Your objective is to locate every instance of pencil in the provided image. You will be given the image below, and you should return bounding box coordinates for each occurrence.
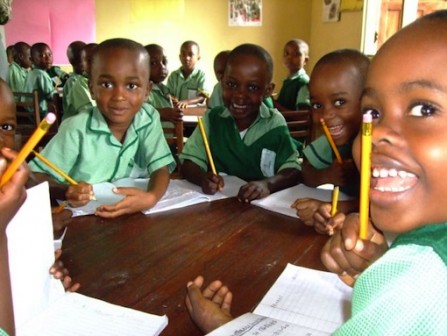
[359,113,373,239]
[0,113,56,188]
[32,150,78,185]
[320,118,343,164]
[197,117,217,175]
[197,88,210,100]
[331,186,339,217]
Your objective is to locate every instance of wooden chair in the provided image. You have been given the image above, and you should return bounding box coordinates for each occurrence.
[163,120,184,178]
[281,107,315,145]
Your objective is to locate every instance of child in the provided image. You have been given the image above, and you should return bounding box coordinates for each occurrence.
[62,43,97,122]
[62,40,86,113]
[29,38,176,219]
[208,50,230,109]
[6,44,14,64]
[274,39,310,111]
[186,11,447,334]
[291,49,370,234]
[179,43,300,202]
[167,40,210,108]
[7,42,32,92]
[22,42,58,117]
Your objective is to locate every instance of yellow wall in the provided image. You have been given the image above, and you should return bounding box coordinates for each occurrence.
[94,0,362,89]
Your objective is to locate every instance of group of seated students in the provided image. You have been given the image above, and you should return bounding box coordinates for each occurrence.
[1,9,447,335]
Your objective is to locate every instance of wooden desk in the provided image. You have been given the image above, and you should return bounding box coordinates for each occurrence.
[183,106,207,127]
[61,198,328,336]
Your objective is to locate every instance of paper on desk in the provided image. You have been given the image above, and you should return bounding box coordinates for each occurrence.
[7,183,168,335]
[251,184,352,218]
[207,264,352,336]
[65,176,246,216]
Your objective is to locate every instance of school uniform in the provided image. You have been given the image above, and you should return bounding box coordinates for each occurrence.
[22,67,56,116]
[179,104,300,181]
[29,103,176,183]
[336,223,447,335]
[146,83,175,138]
[276,68,310,110]
[167,67,209,101]
[7,61,28,92]
[62,72,83,113]
[63,75,95,122]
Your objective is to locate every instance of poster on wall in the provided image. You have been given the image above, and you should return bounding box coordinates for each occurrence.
[228,0,262,27]
[322,0,341,22]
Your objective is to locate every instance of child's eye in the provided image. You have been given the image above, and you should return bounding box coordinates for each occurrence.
[101,82,113,89]
[0,123,15,132]
[127,83,138,90]
[409,103,437,117]
[362,108,380,120]
[311,103,321,110]
[248,84,260,92]
[334,99,345,107]
[225,81,237,89]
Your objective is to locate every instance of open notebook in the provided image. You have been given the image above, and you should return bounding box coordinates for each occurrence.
[207,263,353,336]
[251,184,353,218]
[64,175,246,217]
[7,183,168,336]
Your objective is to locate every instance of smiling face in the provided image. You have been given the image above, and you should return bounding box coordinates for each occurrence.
[0,81,17,150]
[282,40,308,75]
[222,53,273,130]
[352,18,447,233]
[89,47,151,134]
[310,61,363,146]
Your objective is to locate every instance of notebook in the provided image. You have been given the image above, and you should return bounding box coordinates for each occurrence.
[64,175,247,217]
[207,263,352,336]
[251,184,352,218]
[7,182,168,336]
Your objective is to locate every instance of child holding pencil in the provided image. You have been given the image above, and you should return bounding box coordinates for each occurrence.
[291,49,370,234]
[179,43,301,202]
[29,38,176,219]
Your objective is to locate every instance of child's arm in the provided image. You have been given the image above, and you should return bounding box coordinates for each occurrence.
[320,213,388,286]
[238,168,300,203]
[95,166,171,218]
[157,107,184,122]
[301,158,357,187]
[182,159,224,195]
[174,96,206,109]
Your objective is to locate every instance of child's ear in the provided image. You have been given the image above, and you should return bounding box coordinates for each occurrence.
[264,82,275,98]
[304,56,309,65]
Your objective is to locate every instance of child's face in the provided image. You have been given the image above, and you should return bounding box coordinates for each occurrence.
[31,45,53,70]
[310,62,362,146]
[149,48,169,84]
[352,21,447,233]
[214,57,227,82]
[0,84,17,151]
[179,44,200,73]
[222,54,273,129]
[283,42,307,74]
[89,48,151,130]
[17,47,32,69]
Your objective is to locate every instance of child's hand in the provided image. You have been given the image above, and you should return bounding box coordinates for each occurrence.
[201,173,224,195]
[51,206,73,238]
[65,182,94,207]
[95,186,157,218]
[0,148,29,228]
[50,249,80,292]
[313,203,345,235]
[320,213,388,286]
[290,198,323,227]
[237,181,270,202]
[159,107,184,122]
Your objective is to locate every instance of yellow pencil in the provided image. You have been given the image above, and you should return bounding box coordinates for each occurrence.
[320,118,343,164]
[359,113,373,239]
[197,88,210,100]
[0,113,56,188]
[32,150,78,185]
[197,117,217,175]
[331,186,339,217]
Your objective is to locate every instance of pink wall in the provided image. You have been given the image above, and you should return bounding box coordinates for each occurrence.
[5,0,95,65]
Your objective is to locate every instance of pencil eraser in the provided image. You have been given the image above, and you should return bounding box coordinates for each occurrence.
[45,113,57,124]
[363,113,372,123]
[320,118,324,122]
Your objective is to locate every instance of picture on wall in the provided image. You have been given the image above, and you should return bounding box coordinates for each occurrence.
[228,0,262,26]
[322,0,341,22]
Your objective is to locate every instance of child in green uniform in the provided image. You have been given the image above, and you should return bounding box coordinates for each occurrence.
[29,38,176,219]
[185,11,447,335]
[7,42,32,92]
[291,49,370,234]
[22,42,57,116]
[179,43,300,202]
[274,39,310,111]
[62,40,86,113]
[167,40,210,108]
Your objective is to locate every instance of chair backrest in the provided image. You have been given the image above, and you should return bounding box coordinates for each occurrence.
[163,120,184,178]
[281,107,314,144]
[13,90,41,127]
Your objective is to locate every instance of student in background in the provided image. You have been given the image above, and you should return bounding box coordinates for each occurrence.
[6,45,14,64]
[274,39,310,111]
[6,42,32,92]
[29,38,176,219]
[291,49,370,234]
[62,43,97,122]
[207,50,230,109]
[22,42,58,117]
[167,40,210,108]
[62,40,86,113]
[179,43,300,202]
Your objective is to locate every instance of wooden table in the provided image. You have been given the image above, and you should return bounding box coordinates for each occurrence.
[61,197,328,336]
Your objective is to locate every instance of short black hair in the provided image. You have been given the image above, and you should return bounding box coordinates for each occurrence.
[30,42,51,56]
[227,43,274,82]
[92,38,149,70]
[180,40,200,52]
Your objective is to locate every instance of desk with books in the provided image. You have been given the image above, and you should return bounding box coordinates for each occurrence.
[61,197,329,336]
